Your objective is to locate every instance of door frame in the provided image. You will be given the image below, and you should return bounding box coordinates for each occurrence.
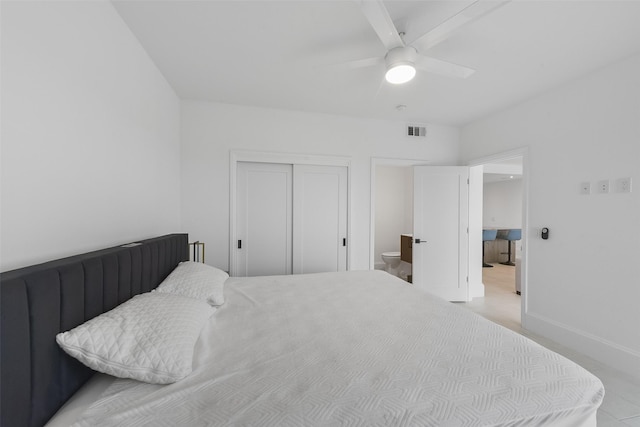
[467,147,529,329]
[230,150,352,277]
[369,157,431,270]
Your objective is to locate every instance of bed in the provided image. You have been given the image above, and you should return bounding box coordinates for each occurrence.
[1,234,604,426]
[1,234,189,427]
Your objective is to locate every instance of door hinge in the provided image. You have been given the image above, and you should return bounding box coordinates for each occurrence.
[467,178,469,185]
[466,276,469,282]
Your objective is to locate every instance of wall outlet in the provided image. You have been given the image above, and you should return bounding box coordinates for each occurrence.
[616,177,632,193]
[580,182,591,195]
[597,179,610,194]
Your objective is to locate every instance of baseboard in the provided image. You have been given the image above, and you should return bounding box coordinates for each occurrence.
[525,312,640,380]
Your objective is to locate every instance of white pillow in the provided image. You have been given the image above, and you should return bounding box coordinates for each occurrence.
[56,292,214,384]
[155,261,228,306]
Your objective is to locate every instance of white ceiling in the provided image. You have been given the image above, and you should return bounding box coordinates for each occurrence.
[112,0,640,126]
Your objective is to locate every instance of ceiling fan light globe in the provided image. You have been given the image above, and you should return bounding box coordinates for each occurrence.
[385,64,416,84]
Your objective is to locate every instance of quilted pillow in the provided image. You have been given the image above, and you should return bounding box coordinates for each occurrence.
[154,261,228,306]
[56,292,214,384]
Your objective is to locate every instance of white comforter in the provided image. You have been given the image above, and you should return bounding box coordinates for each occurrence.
[73,270,604,426]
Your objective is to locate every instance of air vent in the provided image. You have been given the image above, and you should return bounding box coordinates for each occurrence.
[407,125,427,137]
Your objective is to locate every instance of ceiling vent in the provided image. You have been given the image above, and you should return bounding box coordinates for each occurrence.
[407,125,427,137]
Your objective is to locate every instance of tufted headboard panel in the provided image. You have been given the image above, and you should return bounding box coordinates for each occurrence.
[0,234,188,427]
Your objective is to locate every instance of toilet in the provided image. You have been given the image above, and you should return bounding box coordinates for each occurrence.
[381,251,401,276]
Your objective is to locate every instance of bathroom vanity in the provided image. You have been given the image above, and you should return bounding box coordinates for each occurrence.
[401,234,412,263]
[401,234,413,283]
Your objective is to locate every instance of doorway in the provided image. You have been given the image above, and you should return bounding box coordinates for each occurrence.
[468,149,528,331]
[370,158,430,279]
[373,164,414,279]
[371,159,471,301]
[370,150,528,327]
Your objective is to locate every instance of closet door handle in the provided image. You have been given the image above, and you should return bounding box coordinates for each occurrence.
[342,238,346,247]
[237,240,242,249]
[414,238,426,244]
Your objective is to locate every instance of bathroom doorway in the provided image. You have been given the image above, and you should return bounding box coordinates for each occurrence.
[370,158,429,281]
[373,164,413,280]
[370,152,527,315]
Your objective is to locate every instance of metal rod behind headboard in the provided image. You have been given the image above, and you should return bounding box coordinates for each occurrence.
[189,241,205,263]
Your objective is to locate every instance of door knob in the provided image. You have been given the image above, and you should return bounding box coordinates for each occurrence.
[414,238,425,244]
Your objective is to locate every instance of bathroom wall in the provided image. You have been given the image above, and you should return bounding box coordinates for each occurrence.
[374,165,413,270]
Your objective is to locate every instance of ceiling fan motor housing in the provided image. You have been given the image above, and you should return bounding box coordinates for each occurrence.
[384,46,418,84]
[385,46,418,69]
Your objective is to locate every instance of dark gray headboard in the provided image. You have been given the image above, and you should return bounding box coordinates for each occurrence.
[0,233,189,427]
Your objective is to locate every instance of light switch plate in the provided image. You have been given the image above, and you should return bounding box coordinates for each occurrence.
[616,177,632,193]
[580,182,591,195]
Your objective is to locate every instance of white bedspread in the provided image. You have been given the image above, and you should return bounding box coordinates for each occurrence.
[73,270,604,426]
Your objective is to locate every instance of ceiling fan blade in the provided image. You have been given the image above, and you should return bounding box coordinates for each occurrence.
[410,0,510,52]
[360,0,404,51]
[343,56,385,69]
[325,57,384,71]
[415,55,475,79]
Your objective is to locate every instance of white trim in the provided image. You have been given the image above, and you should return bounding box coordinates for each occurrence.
[526,311,640,381]
[369,157,432,270]
[231,150,351,167]
[467,147,529,328]
[467,148,528,167]
[468,165,485,299]
[229,150,352,276]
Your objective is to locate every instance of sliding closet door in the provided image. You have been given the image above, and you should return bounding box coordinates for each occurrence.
[293,165,348,274]
[236,162,293,277]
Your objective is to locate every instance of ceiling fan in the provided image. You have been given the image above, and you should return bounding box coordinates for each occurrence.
[354,0,510,84]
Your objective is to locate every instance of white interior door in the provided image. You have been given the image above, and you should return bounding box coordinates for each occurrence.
[413,166,469,301]
[236,162,292,277]
[293,165,348,274]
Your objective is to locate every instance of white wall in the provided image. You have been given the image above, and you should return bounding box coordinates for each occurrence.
[1,1,181,271]
[181,100,459,271]
[460,53,640,375]
[483,179,522,229]
[374,165,413,268]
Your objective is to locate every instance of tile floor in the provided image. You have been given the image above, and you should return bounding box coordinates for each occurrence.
[458,263,640,426]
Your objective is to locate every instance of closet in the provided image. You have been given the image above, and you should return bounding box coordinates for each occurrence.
[234,161,348,277]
